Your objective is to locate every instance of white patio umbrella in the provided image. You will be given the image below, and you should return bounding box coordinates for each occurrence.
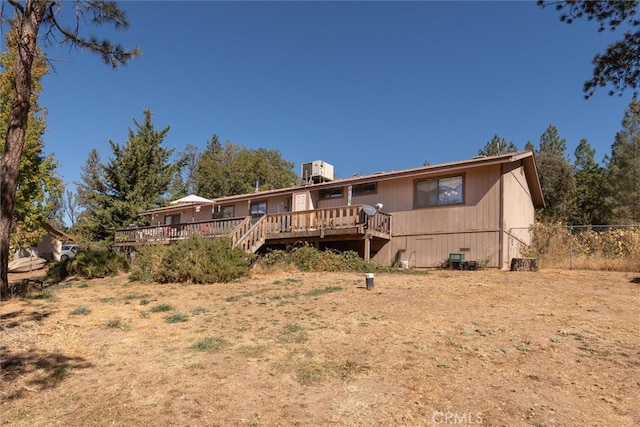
[169,194,215,205]
[169,194,215,223]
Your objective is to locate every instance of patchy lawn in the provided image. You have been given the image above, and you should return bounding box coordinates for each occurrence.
[2,268,639,426]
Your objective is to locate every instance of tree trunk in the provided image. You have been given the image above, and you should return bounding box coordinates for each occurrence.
[0,2,45,299]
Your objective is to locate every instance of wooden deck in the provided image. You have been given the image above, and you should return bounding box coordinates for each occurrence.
[114,217,247,247]
[115,205,391,254]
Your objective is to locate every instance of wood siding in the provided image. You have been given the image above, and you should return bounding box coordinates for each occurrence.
[372,166,502,267]
[149,205,213,226]
[124,153,541,268]
[502,162,536,267]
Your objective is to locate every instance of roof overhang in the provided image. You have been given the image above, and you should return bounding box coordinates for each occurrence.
[140,151,545,214]
[213,151,545,208]
[42,222,75,242]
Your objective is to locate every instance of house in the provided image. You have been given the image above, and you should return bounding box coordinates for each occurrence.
[115,151,544,269]
[12,223,75,262]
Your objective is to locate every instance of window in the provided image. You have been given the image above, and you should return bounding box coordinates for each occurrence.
[319,187,343,199]
[415,175,464,207]
[250,201,267,219]
[352,182,377,196]
[213,205,234,219]
[164,214,180,225]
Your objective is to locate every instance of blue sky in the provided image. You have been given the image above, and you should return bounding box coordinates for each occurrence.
[36,1,635,191]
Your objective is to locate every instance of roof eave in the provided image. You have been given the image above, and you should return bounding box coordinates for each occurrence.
[214,151,541,204]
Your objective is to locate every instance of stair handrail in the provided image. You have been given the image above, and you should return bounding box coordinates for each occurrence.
[233,215,267,253]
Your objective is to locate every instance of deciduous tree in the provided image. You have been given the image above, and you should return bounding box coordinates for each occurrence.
[62,188,79,228]
[0,26,61,252]
[0,0,137,298]
[193,136,298,199]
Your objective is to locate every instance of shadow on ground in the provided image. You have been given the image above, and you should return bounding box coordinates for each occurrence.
[0,308,54,329]
[1,346,93,400]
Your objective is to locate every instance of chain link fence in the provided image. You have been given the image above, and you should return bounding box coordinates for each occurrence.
[508,224,640,271]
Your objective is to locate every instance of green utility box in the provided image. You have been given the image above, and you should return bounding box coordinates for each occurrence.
[449,253,465,262]
[449,253,465,270]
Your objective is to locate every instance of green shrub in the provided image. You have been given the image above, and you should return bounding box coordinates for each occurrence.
[48,248,129,280]
[258,247,394,273]
[128,245,165,283]
[46,258,72,281]
[130,235,252,284]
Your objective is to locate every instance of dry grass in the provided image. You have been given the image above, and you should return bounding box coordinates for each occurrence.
[2,269,640,426]
[528,226,640,271]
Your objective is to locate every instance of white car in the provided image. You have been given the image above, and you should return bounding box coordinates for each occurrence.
[60,244,80,261]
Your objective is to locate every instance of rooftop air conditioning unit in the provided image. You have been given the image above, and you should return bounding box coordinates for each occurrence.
[301,160,334,184]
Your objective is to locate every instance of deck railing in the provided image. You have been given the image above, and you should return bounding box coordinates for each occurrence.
[228,217,252,247]
[114,205,391,248]
[234,216,267,253]
[114,217,247,245]
[264,205,373,234]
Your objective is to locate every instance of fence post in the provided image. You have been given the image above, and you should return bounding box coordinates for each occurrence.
[569,226,573,270]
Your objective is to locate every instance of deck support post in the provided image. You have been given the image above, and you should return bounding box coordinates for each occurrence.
[364,235,371,263]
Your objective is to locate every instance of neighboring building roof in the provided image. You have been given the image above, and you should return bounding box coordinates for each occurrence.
[42,222,75,242]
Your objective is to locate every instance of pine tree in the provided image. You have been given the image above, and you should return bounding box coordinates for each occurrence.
[76,110,179,242]
[573,139,608,224]
[539,1,640,98]
[524,141,535,152]
[605,98,640,224]
[535,125,577,223]
[478,134,518,156]
[167,144,200,200]
[75,149,110,241]
[539,125,568,159]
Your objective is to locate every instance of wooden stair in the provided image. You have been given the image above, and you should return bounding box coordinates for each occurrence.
[232,215,266,254]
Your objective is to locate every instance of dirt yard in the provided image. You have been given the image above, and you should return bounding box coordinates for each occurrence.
[1,268,639,426]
